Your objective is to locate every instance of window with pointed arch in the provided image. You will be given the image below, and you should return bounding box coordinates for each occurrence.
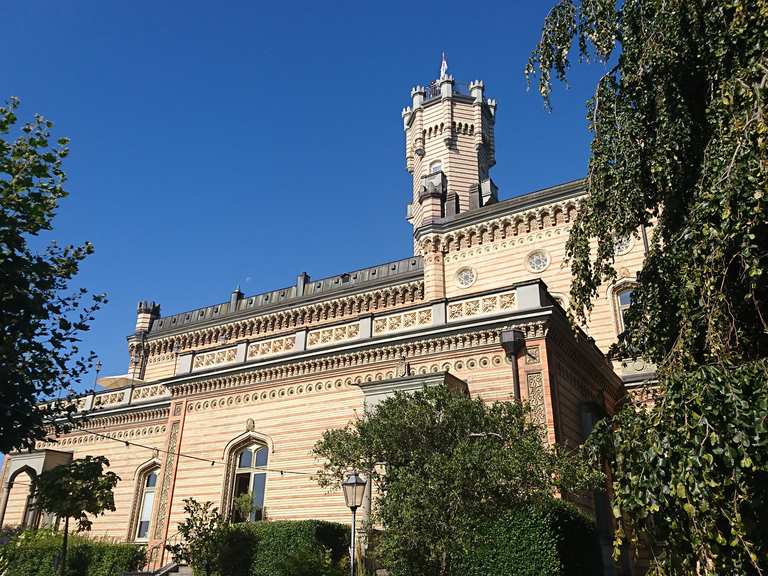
[616,287,635,333]
[134,468,159,540]
[429,160,442,174]
[231,444,268,521]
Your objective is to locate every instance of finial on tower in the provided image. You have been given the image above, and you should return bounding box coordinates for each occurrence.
[440,51,448,79]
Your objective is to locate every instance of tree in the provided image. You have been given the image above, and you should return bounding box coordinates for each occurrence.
[527,1,768,573]
[31,455,120,576]
[314,386,600,576]
[166,498,226,576]
[0,96,105,454]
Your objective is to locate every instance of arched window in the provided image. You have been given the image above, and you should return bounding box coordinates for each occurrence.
[429,160,442,174]
[4,467,37,529]
[616,288,634,332]
[231,445,268,521]
[132,466,159,541]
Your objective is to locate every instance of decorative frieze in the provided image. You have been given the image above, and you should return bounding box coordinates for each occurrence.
[154,421,179,539]
[191,346,238,371]
[307,322,360,348]
[140,280,425,362]
[373,307,433,336]
[132,384,169,402]
[447,290,516,322]
[170,326,507,398]
[183,352,508,414]
[526,372,546,427]
[417,197,581,256]
[93,391,126,408]
[247,334,296,360]
[35,424,167,449]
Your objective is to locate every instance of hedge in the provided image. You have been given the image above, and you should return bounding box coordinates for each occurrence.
[0,529,145,576]
[451,498,603,576]
[216,520,349,576]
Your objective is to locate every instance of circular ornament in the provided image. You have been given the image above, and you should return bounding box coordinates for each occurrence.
[526,249,550,273]
[614,236,634,256]
[456,267,477,288]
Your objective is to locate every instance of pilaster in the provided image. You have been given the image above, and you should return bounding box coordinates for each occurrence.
[421,242,446,301]
[147,399,187,563]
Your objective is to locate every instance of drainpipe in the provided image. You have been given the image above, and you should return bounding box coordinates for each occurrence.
[500,329,525,401]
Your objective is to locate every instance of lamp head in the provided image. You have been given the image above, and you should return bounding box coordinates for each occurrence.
[342,471,367,511]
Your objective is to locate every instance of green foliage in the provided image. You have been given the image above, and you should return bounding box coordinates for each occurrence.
[166,499,225,576]
[231,492,253,522]
[216,520,349,576]
[528,1,768,573]
[32,456,120,576]
[168,498,349,576]
[278,547,346,576]
[0,529,145,576]
[527,0,768,368]
[32,456,119,533]
[215,523,259,576]
[314,385,600,576]
[0,96,105,454]
[452,498,601,576]
[588,361,768,574]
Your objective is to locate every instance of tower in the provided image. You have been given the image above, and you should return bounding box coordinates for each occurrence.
[402,57,498,233]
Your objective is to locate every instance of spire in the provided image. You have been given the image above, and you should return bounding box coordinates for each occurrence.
[440,51,448,79]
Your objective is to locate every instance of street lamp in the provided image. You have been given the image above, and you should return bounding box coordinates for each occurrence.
[342,471,367,576]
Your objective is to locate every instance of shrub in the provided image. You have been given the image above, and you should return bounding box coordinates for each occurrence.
[0,529,145,576]
[452,498,602,576]
[216,520,349,576]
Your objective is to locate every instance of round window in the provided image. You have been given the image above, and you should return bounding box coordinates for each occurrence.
[456,267,477,288]
[614,236,634,256]
[526,250,550,273]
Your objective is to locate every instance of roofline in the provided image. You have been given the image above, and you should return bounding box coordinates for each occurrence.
[414,178,585,240]
[132,256,425,341]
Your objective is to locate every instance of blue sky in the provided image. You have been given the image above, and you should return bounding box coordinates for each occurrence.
[2,1,607,389]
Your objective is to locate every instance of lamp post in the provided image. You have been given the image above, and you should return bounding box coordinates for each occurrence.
[342,471,367,576]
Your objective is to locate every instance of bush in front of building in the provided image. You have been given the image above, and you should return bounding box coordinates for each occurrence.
[216,520,349,576]
[451,498,602,576]
[0,529,145,576]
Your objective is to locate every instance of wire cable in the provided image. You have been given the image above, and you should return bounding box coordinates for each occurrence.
[2,400,317,478]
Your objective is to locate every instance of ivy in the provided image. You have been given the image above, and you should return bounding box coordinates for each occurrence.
[527,0,767,367]
[528,2,768,572]
[587,361,768,573]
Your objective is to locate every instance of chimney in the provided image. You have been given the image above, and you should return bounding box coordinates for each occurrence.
[230,287,243,313]
[135,301,160,334]
[297,272,310,296]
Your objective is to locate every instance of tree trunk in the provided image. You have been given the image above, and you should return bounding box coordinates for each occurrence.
[60,516,69,576]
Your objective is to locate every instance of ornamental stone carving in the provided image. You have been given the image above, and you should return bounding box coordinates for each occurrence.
[447,290,516,321]
[373,307,432,336]
[247,335,296,360]
[154,421,179,539]
[526,372,546,427]
[306,322,360,348]
[192,346,238,371]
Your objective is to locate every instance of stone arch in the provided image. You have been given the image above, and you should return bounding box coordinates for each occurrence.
[220,431,273,520]
[126,457,161,541]
[2,465,37,529]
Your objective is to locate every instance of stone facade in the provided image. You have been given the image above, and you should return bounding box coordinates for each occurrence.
[1,65,646,572]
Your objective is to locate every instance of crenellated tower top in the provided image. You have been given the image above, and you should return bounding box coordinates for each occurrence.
[402,57,498,235]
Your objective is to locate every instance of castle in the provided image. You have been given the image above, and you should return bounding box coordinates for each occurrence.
[1,62,650,570]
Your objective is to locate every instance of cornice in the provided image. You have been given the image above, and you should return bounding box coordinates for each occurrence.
[138,257,424,340]
[131,279,426,358]
[166,314,552,399]
[414,179,585,241]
